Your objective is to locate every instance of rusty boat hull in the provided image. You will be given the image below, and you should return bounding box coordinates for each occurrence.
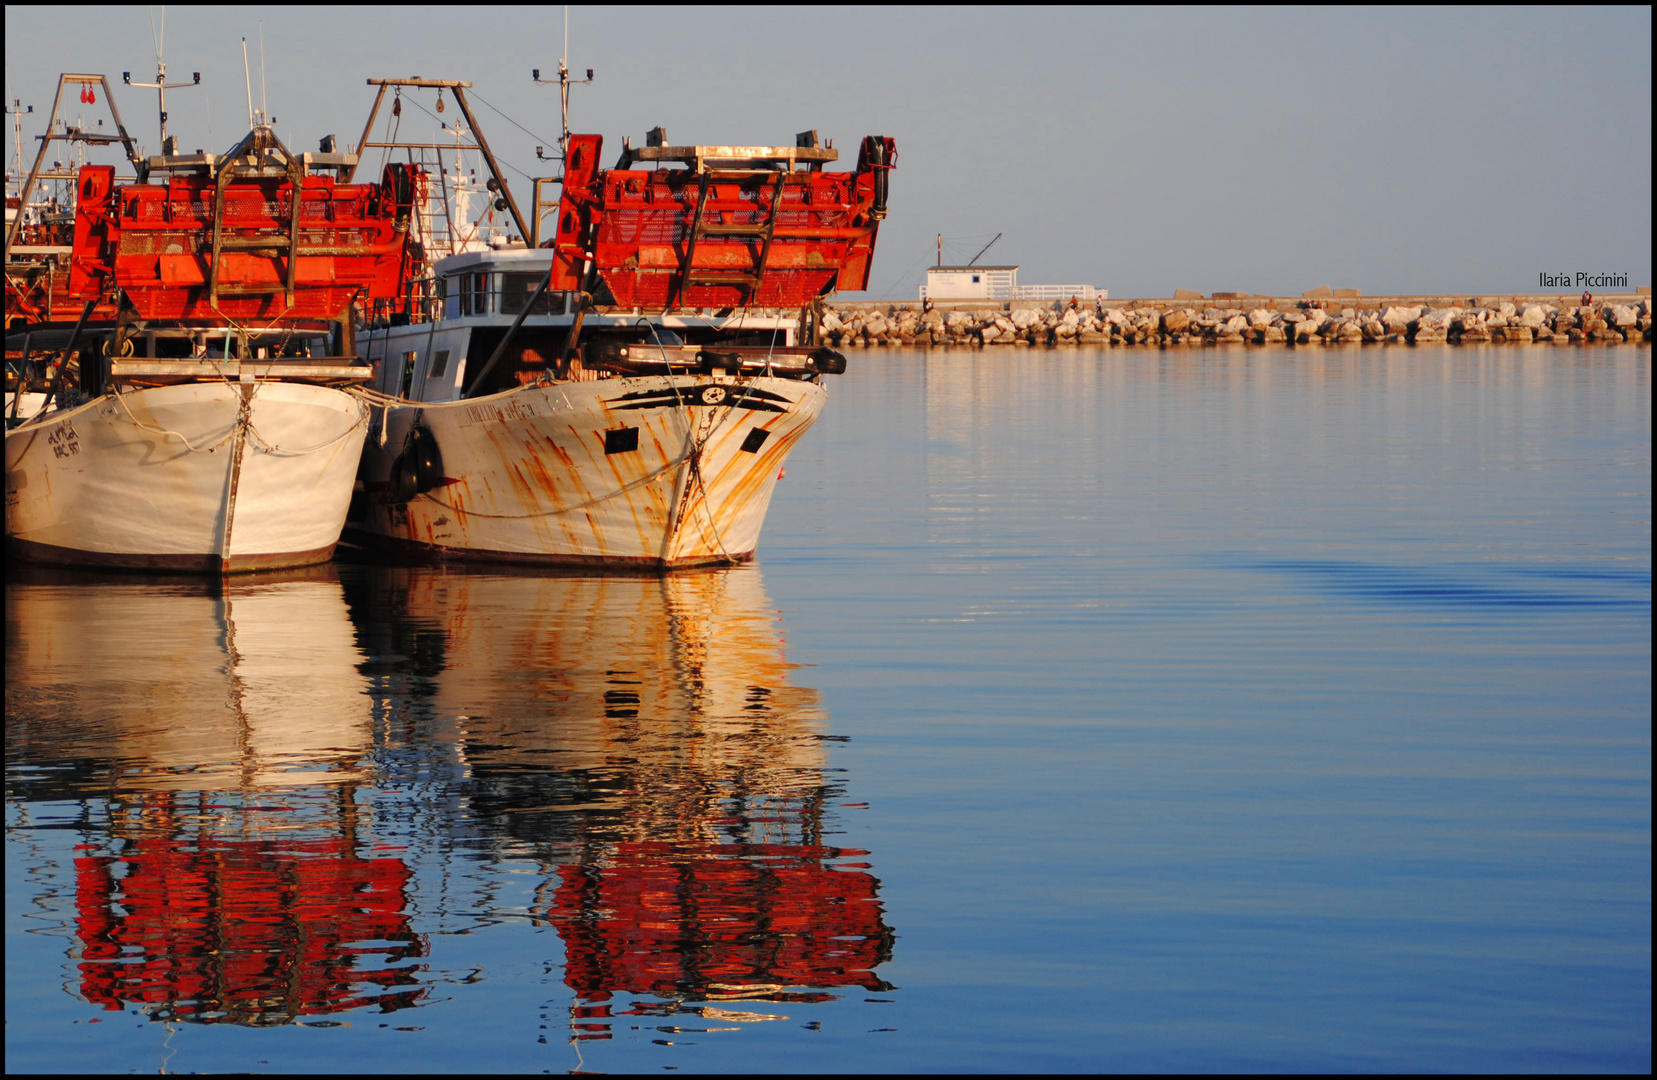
[348,374,823,569]
[5,382,369,572]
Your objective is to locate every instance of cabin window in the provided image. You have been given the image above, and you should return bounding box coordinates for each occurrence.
[399,351,418,397]
[429,349,451,381]
[459,272,489,316]
[604,428,639,455]
[499,272,558,315]
[740,428,771,453]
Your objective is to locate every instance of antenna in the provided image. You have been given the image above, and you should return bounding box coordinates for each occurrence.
[241,37,255,128]
[123,5,200,149]
[6,98,35,181]
[258,21,267,124]
[532,4,595,169]
[968,232,1002,266]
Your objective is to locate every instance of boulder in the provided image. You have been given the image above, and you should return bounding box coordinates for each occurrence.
[1497,302,1517,319]
[1362,319,1386,341]
[1162,309,1191,334]
[1458,323,1491,342]
[1381,306,1418,332]
[979,325,1002,342]
[1506,325,1534,343]
[1011,308,1042,330]
[1608,304,1641,327]
[993,315,1017,335]
[1222,314,1249,333]
[1260,325,1287,343]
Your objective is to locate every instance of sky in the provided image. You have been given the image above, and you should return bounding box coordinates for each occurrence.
[5,5,1651,300]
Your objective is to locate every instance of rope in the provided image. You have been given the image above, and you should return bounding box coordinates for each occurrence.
[109,388,240,454]
[109,381,368,457]
[463,90,561,156]
[417,450,683,520]
[637,320,743,562]
[245,400,368,456]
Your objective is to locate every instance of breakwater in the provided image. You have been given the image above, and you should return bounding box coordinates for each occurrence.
[819,295,1653,347]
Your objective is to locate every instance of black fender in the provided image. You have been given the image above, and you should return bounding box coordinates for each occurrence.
[388,423,444,502]
[809,347,848,375]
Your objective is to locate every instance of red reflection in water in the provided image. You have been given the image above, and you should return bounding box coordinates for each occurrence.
[543,841,893,1002]
[74,829,425,1024]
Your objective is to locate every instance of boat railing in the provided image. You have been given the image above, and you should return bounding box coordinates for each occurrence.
[364,274,578,327]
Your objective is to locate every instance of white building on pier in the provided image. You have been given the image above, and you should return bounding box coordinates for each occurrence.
[920,264,1104,303]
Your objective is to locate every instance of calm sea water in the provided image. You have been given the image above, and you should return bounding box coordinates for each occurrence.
[6,345,1650,1073]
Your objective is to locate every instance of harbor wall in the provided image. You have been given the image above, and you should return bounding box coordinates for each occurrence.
[817,292,1653,347]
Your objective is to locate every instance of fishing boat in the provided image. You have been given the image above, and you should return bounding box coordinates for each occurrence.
[347,85,894,569]
[5,103,420,571]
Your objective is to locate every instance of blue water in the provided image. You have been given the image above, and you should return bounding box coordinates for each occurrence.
[6,345,1650,1072]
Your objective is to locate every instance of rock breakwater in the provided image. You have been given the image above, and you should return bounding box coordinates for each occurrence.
[818,298,1653,347]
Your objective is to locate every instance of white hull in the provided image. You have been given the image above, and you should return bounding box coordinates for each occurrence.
[350,374,824,569]
[5,381,369,571]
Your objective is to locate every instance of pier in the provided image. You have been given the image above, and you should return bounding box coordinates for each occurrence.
[821,290,1653,347]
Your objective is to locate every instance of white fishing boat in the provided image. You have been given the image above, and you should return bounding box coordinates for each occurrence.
[5,111,420,571]
[352,247,832,568]
[7,373,370,571]
[347,80,894,569]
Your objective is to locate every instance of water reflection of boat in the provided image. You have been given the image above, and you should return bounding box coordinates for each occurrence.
[5,565,424,1024]
[72,795,425,1024]
[350,565,895,1020]
[4,561,893,1031]
[6,564,374,789]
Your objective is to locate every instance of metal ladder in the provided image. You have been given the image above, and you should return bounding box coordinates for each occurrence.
[208,130,305,312]
[670,166,787,310]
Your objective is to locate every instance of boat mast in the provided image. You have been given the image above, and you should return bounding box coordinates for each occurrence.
[530,5,593,246]
[122,6,199,152]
